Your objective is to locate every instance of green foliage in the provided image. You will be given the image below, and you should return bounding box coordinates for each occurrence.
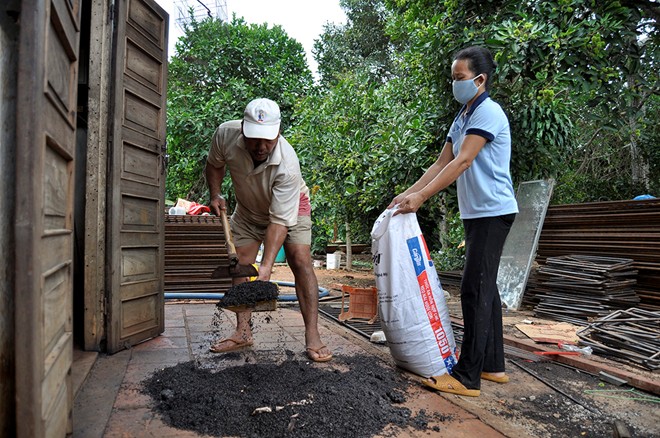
[290,71,446,250]
[383,0,659,198]
[294,0,659,255]
[165,0,659,264]
[553,92,660,203]
[430,210,465,271]
[314,0,395,87]
[166,15,313,201]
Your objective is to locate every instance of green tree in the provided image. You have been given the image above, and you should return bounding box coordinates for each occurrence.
[290,71,450,252]
[166,15,313,202]
[385,0,659,200]
[164,1,659,264]
[293,0,659,258]
[314,0,394,87]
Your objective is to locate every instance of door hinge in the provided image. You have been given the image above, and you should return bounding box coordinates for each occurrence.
[102,293,109,316]
[161,141,168,175]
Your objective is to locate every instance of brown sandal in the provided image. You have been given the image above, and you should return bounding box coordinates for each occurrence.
[306,345,333,362]
[209,338,253,353]
[422,374,480,397]
[481,372,510,383]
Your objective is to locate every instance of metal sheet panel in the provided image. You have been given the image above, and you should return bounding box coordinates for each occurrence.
[497,179,554,310]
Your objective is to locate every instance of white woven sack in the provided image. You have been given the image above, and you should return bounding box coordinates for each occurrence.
[371,207,458,378]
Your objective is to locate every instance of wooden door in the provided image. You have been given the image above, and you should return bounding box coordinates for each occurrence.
[106,0,168,353]
[15,0,81,436]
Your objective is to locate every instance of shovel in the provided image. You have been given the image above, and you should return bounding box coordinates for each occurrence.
[211,209,259,279]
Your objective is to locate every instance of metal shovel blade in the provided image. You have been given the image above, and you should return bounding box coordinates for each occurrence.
[211,263,259,279]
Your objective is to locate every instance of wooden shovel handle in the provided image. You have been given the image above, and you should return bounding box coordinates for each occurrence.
[220,209,238,266]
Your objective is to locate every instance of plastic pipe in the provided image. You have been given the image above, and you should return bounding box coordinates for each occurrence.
[164,280,329,301]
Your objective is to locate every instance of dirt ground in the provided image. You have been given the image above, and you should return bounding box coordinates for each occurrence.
[142,261,659,438]
[294,262,660,438]
[143,353,446,437]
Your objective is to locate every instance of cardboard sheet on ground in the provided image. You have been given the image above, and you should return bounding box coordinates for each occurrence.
[515,322,579,344]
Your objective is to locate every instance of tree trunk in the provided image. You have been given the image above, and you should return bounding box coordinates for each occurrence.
[345,221,353,270]
[438,193,449,250]
[628,74,650,190]
[630,135,650,190]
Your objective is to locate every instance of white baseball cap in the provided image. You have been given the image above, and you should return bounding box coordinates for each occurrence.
[243,98,281,140]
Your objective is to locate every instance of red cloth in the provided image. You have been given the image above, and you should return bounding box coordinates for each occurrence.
[187,203,211,215]
[298,193,311,216]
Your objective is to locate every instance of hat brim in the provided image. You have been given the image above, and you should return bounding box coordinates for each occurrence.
[243,120,280,140]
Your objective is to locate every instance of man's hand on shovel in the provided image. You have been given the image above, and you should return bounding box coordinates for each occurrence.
[209,193,226,217]
[209,195,259,279]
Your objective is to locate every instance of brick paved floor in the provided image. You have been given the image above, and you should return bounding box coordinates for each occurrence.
[73,301,509,438]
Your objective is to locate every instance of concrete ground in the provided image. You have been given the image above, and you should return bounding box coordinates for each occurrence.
[72,301,511,438]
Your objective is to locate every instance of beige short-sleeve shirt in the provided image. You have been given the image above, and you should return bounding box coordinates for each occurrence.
[207,120,310,227]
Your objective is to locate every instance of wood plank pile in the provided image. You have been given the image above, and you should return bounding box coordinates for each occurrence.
[439,199,658,315]
[535,198,660,311]
[164,215,232,294]
[437,270,463,288]
[577,308,660,371]
[529,255,639,325]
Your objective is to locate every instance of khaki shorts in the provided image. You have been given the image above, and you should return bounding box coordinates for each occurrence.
[230,215,312,247]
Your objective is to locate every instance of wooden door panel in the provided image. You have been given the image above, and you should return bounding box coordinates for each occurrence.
[107,0,168,353]
[41,336,71,421]
[15,0,81,435]
[46,1,79,126]
[128,0,167,47]
[122,194,160,227]
[123,141,161,185]
[43,267,70,347]
[44,386,68,437]
[42,143,73,229]
[126,41,163,92]
[122,247,159,280]
[121,295,159,336]
[124,90,162,136]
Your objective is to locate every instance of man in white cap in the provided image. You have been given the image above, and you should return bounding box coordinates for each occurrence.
[205,98,333,362]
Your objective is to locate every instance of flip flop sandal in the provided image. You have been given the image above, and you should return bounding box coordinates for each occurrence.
[209,338,254,353]
[422,374,480,397]
[481,372,510,383]
[306,345,333,362]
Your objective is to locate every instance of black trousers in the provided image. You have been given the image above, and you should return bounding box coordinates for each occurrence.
[451,214,515,390]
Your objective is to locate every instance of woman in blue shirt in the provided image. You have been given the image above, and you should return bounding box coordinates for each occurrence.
[389,46,518,396]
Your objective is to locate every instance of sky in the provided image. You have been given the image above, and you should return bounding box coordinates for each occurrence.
[157,0,347,76]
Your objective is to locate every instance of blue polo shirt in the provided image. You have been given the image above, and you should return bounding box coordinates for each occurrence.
[447,92,518,219]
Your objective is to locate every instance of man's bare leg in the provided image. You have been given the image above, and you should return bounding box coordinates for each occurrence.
[210,242,260,352]
[285,243,332,361]
[210,310,253,351]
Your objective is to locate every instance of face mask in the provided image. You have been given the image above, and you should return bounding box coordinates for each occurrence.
[452,74,483,104]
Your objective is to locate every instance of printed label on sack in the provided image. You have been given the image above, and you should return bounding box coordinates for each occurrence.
[406,235,453,363]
